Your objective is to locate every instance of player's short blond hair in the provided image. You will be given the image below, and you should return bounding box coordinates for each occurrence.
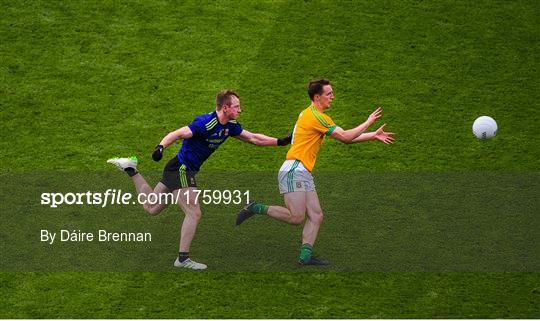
[216,90,239,110]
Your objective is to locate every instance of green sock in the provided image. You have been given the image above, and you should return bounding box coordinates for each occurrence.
[299,243,313,263]
[250,202,269,215]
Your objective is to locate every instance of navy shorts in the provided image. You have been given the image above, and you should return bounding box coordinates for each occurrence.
[161,157,197,191]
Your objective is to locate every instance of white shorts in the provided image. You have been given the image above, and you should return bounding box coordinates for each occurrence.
[278,160,316,194]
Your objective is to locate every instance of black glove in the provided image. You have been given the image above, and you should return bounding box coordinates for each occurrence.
[152,144,164,162]
[277,133,292,146]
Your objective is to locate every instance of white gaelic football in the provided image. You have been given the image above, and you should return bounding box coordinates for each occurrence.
[473,116,497,140]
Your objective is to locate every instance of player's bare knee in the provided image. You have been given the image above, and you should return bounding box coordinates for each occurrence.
[188,208,202,221]
[144,204,162,216]
[312,212,324,224]
[289,214,305,225]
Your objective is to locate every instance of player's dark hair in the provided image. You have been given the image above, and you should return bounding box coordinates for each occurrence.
[308,79,331,101]
[216,90,239,110]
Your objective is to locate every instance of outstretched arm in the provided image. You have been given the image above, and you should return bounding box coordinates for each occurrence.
[234,129,291,146]
[152,126,194,161]
[159,126,193,148]
[351,124,395,144]
[329,107,382,144]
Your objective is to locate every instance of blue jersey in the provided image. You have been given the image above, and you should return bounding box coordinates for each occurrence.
[177,111,243,172]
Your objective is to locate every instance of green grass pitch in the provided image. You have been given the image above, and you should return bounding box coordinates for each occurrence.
[1,0,539,318]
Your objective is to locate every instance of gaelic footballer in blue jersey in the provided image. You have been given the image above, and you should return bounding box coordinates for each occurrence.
[160,110,244,192]
[107,90,292,270]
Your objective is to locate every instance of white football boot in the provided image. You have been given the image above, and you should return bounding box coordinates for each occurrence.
[107,156,138,171]
[173,257,208,270]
